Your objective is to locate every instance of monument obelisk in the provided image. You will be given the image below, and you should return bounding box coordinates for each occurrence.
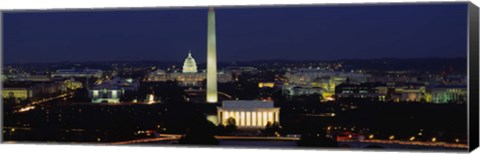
[206,7,218,103]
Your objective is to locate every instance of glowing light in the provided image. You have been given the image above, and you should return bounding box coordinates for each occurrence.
[431,137,437,142]
[223,111,229,124]
[257,112,262,126]
[18,106,35,112]
[368,134,374,139]
[240,112,245,126]
[93,90,99,98]
[410,136,415,141]
[389,135,395,140]
[252,111,257,126]
[263,112,268,126]
[229,111,234,122]
[111,90,118,98]
[258,82,274,88]
[146,94,155,104]
[246,112,251,126]
[235,111,240,125]
[268,112,274,123]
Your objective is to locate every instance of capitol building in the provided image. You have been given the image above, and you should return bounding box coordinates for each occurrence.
[144,51,233,86]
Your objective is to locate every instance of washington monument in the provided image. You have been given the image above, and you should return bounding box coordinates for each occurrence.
[206,7,218,103]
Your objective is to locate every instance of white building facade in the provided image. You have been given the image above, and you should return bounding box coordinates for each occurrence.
[217,100,280,128]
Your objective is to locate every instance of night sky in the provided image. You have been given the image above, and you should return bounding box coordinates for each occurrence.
[3,3,468,64]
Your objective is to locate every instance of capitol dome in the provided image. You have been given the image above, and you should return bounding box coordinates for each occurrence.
[182,51,198,73]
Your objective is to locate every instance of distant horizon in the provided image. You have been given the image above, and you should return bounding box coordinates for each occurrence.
[4,56,467,65]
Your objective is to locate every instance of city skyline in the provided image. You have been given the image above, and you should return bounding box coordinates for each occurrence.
[4,3,468,64]
[2,3,472,150]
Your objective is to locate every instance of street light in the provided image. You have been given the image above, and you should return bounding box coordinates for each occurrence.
[368,134,374,139]
[389,135,395,140]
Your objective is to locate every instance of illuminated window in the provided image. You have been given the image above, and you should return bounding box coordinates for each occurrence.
[111,90,118,98]
[93,90,99,98]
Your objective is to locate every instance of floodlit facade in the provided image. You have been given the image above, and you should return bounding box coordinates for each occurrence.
[217,100,280,128]
[429,85,467,104]
[90,89,122,103]
[52,68,103,78]
[3,81,65,100]
[143,51,233,86]
[182,51,198,73]
[335,83,388,102]
[2,88,33,99]
[144,70,233,86]
[89,77,139,103]
[283,68,370,100]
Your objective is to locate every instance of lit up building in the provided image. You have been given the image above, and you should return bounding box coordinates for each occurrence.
[284,68,370,86]
[289,86,324,96]
[2,88,34,99]
[144,94,157,104]
[258,82,275,88]
[89,88,122,103]
[2,81,65,100]
[391,83,427,102]
[88,77,139,103]
[144,51,233,86]
[429,85,466,104]
[182,51,198,73]
[283,68,370,100]
[225,66,258,75]
[4,73,51,82]
[52,68,103,78]
[63,78,83,90]
[217,100,280,128]
[335,82,388,102]
[12,74,51,82]
[258,82,276,100]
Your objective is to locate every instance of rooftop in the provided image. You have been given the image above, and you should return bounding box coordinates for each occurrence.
[221,100,275,108]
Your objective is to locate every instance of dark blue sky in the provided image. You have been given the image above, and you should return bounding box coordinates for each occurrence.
[4,3,468,64]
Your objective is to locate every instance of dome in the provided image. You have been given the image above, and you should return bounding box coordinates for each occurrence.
[182,51,198,73]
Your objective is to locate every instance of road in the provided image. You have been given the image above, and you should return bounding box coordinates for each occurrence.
[15,91,75,113]
[111,133,468,149]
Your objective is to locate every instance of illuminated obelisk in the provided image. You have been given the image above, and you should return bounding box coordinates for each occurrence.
[206,7,218,103]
